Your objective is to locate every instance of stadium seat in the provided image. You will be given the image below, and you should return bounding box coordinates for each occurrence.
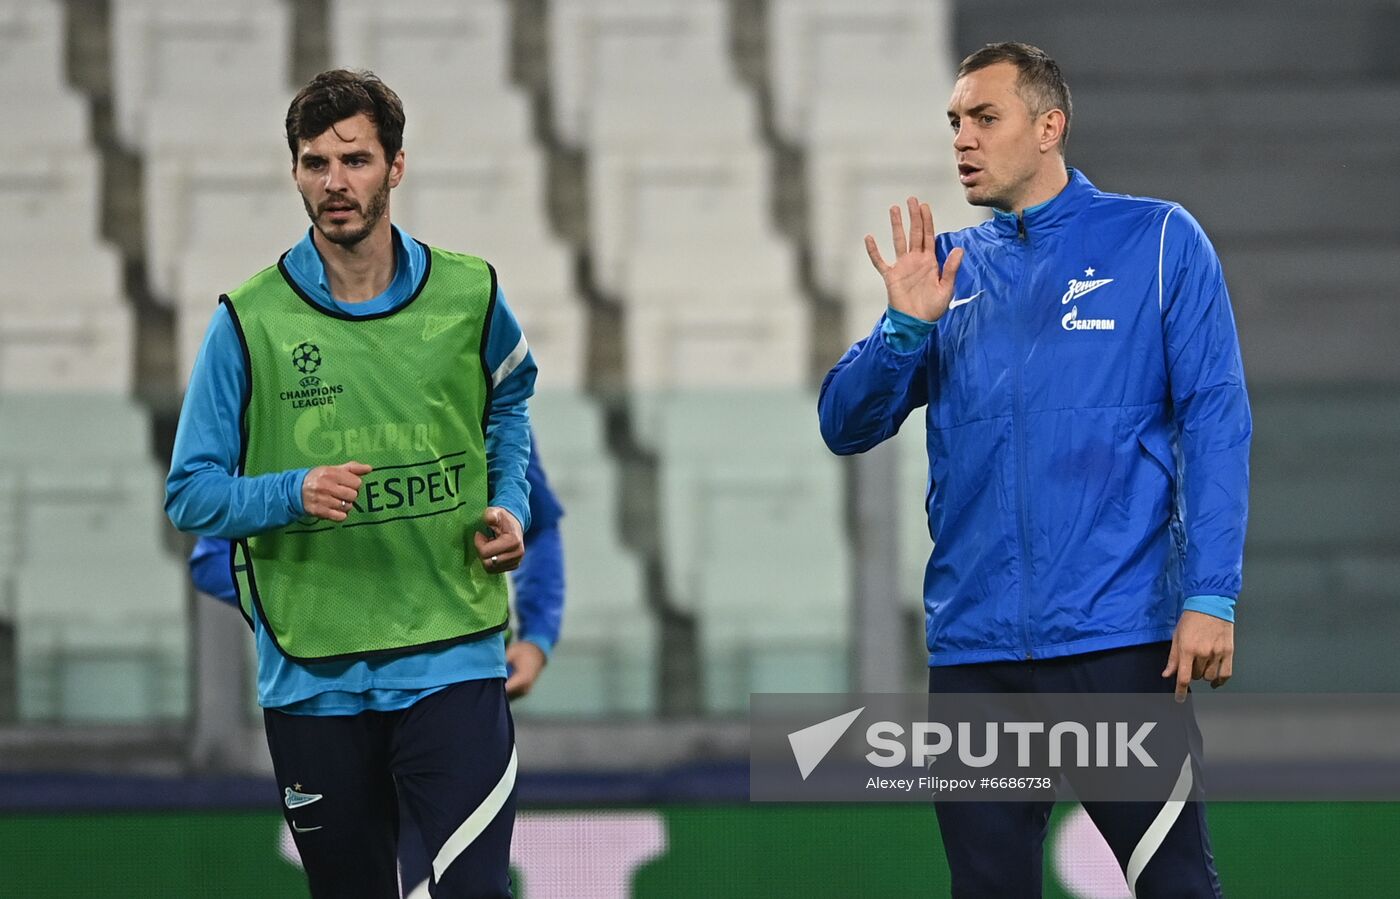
[14,563,188,722]
[519,391,658,715]
[0,152,105,251]
[548,0,733,147]
[23,466,169,564]
[258,147,587,391]
[956,3,1390,82]
[111,0,290,151]
[1247,392,1400,551]
[653,392,849,712]
[329,0,535,160]
[2,389,187,722]
[0,86,88,152]
[528,391,608,454]
[514,551,655,717]
[626,300,809,394]
[0,218,129,400]
[1221,246,1400,384]
[0,28,131,390]
[587,150,776,296]
[330,0,512,95]
[172,250,264,390]
[0,393,152,463]
[622,239,811,443]
[143,103,302,301]
[0,301,133,394]
[1071,84,1400,152]
[0,2,88,168]
[0,0,69,97]
[585,71,759,151]
[767,0,955,143]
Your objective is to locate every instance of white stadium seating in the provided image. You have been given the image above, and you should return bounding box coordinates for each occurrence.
[587,150,777,296]
[0,109,131,391]
[767,0,955,143]
[112,0,290,151]
[655,393,850,712]
[549,0,733,148]
[330,0,534,159]
[0,1,68,96]
[0,396,186,722]
[392,150,586,390]
[331,0,512,95]
[519,391,658,715]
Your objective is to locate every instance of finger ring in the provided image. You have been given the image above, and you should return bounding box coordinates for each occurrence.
[490,555,499,565]
[340,500,347,511]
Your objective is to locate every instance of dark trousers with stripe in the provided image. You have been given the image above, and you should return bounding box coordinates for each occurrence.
[929,642,1222,898]
[264,677,517,898]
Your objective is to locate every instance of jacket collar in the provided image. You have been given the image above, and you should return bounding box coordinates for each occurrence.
[283,223,422,313]
[991,168,1097,240]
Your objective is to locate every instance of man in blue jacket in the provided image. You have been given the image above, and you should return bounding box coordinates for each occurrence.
[167,70,535,898]
[819,43,1248,897]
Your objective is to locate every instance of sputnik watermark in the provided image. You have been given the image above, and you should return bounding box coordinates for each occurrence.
[864,719,1157,769]
[755,693,1400,802]
[751,693,1208,802]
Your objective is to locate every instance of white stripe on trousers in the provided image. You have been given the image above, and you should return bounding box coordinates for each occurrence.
[1125,754,1195,897]
[431,745,519,884]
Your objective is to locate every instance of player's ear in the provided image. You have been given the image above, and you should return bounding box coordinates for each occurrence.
[1039,109,1066,154]
[389,149,405,189]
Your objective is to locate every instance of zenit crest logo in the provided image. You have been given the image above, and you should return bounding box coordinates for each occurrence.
[291,342,322,374]
[1061,268,1114,305]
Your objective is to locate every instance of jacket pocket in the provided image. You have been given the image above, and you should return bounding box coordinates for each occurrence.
[1135,430,1176,491]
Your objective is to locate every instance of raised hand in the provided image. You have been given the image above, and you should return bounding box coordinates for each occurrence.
[303,461,373,522]
[865,196,965,323]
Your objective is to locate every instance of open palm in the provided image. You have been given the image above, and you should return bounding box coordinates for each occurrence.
[865,196,964,323]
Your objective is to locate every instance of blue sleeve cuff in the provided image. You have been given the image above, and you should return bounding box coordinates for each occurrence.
[880,307,938,354]
[517,635,554,659]
[1183,594,1235,623]
[494,496,531,536]
[289,469,309,517]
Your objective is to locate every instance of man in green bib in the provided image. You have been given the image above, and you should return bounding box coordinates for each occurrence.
[165,70,535,898]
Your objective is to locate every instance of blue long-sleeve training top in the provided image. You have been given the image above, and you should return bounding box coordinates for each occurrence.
[166,224,537,713]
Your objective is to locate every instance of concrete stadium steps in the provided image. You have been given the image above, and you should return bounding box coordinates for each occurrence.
[954,0,1400,81]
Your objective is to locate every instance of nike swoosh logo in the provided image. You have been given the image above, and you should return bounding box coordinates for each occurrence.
[948,290,983,310]
[291,821,323,833]
[284,788,323,809]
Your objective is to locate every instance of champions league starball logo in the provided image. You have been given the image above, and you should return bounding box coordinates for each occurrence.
[291,342,322,375]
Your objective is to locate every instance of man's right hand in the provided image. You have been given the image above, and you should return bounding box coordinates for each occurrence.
[302,461,373,522]
[864,195,965,323]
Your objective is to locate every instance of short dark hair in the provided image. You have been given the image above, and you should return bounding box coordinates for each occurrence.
[957,42,1071,151]
[285,69,405,163]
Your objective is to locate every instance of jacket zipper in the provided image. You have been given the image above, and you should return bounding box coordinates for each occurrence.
[1012,211,1034,660]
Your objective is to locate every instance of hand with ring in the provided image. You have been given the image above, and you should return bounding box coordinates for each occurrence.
[475,508,524,573]
[303,461,373,522]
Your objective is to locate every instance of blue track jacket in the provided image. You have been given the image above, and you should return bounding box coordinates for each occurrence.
[819,170,1251,666]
